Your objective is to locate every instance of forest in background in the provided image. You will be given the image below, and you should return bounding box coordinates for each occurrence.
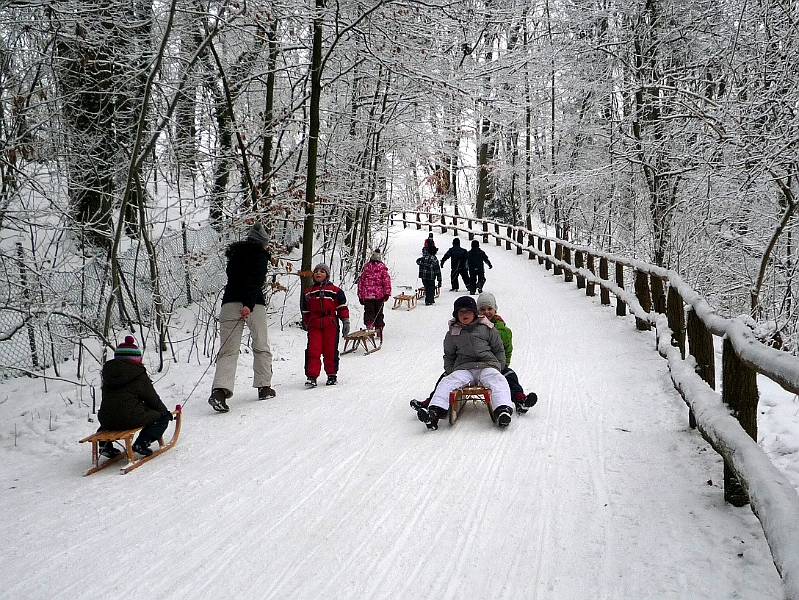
[1,0,798,377]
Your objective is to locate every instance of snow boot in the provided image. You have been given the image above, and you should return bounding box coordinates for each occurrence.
[513,393,528,414]
[524,392,538,408]
[208,389,230,413]
[326,374,338,386]
[99,441,121,459]
[258,386,276,399]
[410,398,431,411]
[494,406,512,428]
[305,377,317,388]
[132,440,153,457]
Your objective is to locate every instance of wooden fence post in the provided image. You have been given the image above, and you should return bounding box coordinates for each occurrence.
[575,250,585,289]
[563,246,573,282]
[537,238,544,264]
[427,213,433,232]
[483,221,489,243]
[615,263,627,316]
[505,226,512,250]
[416,212,421,230]
[402,212,407,229]
[599,257,610,304]
[666,287,685,358]
[468,219,474,240]
[544,239,552,270]
[721,336,759,507]
[634,269,652,330]
[686,307,714,429]
[651,275,666,313]
[586,253,596,296]
[494,223,501,246]
[553,243,563,275]
[517,229,524,255]
[440,214,447,234]
[528,234,535,260]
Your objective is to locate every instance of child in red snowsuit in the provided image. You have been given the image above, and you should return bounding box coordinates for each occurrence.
[301,263,350,387]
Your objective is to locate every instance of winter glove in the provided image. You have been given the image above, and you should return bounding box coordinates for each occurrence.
[341,318,350,337]
[488,265,493,269]
[382,295,390,302]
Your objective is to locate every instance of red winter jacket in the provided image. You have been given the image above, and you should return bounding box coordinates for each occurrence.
[301,281,350,329]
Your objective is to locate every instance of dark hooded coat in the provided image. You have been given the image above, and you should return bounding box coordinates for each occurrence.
[98,359,170,430]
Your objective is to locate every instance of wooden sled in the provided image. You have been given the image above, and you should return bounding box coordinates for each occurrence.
[448,386,493,425]
[79,405,182,475]
[393,293,417,310]
[415,286,441,300]
[342,329,381,355]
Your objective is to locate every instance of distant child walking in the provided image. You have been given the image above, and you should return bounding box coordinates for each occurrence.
[416,246,442,306]
[301,264,350,387]
[357,248,392,341]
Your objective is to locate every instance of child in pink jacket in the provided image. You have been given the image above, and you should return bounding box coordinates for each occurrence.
[356,249,392,341]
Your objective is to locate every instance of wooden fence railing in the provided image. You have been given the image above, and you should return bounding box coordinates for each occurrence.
[391,209,799,598]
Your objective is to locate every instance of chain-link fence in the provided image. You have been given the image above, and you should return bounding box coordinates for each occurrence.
[0,221,301,378]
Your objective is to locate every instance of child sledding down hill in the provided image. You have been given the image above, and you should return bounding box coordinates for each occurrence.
[412,291,538,418]
[415,296,514,430]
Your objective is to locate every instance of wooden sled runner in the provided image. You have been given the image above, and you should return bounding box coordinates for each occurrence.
[79,405,182,475]
[448,386,493,425]
[342,329,381,355]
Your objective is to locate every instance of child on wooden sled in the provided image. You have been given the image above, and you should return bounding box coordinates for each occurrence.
[414,296,513,430]
[97,336,172,457]
[412,291,537,418]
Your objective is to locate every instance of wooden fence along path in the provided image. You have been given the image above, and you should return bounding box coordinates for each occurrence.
[392,209,799,599]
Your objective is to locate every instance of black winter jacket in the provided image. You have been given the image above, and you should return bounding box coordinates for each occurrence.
[440,246,468,271]
[221,241,271,310]
[466,248,492,272]
[98,359,170,430]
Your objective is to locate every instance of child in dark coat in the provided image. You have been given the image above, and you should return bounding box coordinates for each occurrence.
[98,336,172,457]
[466,240,492,294]
[416,246,442,305]
[415,296,513,430]
[301,264,350,387]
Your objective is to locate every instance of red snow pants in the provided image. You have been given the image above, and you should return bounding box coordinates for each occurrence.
[305,318,340,378]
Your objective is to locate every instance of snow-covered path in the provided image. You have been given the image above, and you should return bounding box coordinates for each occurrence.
[0,226,784,599]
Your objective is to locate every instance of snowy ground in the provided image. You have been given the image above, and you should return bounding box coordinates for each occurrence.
[1,225,796,599]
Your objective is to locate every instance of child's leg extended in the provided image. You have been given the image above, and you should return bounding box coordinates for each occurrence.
[478,367,512,411]
[429,370,476,411]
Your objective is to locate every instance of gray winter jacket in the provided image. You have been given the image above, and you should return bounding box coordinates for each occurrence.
[443,316,506,374]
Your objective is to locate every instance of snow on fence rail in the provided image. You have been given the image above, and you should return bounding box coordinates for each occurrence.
[392,209,799,600]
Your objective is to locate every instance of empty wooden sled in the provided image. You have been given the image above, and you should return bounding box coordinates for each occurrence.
[392,293,416,310]
[79,405,182,475]
[448,386,493,425]
[342,329,381,355]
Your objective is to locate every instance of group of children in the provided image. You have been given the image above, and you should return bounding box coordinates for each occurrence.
[420,233,494,297]
[410,291,538,430]
[94,235,536,457]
